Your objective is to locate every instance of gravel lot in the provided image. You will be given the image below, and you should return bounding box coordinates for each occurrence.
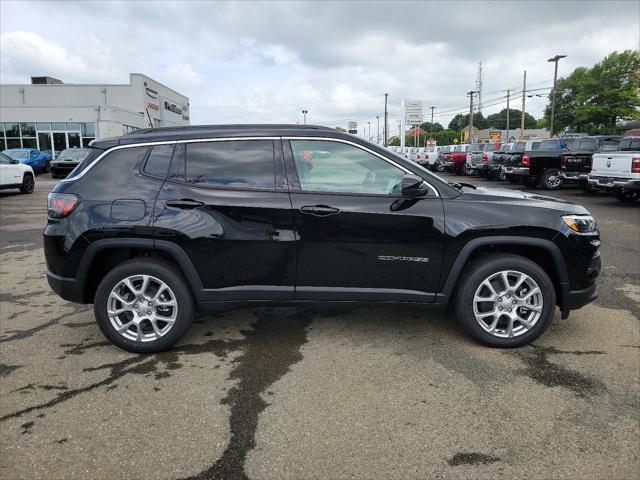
[1,171,638,479]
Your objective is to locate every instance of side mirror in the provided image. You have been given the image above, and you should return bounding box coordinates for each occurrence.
[11,159,19,164]
[401,174,429,197]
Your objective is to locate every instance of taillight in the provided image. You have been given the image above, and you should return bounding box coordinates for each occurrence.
[632,156,640,174]
[47,193,79,219]
[522,154,530,166]
[482,153,488,163]
[417,154,421,159]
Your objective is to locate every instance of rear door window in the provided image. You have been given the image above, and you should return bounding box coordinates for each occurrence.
[184,140,275,189]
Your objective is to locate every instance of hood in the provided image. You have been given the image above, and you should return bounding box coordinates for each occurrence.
[457,185,589,215]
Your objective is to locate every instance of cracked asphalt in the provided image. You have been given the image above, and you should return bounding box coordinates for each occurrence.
[1,172,638,479]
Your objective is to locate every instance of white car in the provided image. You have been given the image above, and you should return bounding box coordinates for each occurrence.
[0,152,35,194]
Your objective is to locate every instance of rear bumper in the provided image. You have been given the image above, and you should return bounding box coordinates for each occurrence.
[502,166,530,175]
[588,176,640,190]
[560,171,589,181]
[47,271,86,304]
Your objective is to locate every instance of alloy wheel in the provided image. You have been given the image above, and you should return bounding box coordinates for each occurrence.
[472,270,543,338]
[107,274,178,342]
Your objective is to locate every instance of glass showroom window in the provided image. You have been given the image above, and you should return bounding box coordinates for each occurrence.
[0,123,5,151]
[4,123,21,148]
[82,122,95,147]
[20,123,37,149]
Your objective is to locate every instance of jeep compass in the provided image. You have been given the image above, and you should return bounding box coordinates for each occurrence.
[44,125,601,353]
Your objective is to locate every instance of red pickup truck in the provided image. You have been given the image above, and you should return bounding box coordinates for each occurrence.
[446,144,469,175]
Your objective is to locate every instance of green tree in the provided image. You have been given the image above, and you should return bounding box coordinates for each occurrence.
[335,126,346,133]
[419,121,444,133]
[447,113,489,131]
[544,50,640,135]
[485,109,538,129]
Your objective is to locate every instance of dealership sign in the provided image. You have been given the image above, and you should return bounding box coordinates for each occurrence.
[348,121,358,134]
[164,101,183,114]
[147,102,159,110]
[405,100,423,125]
[146,87,159,99]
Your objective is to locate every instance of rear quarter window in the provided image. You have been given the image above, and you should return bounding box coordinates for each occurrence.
[65,148,104,180]
[76,146,149,186]
[143,144,175,178]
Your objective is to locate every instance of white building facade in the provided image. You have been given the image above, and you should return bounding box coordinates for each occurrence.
[0,73,189,156]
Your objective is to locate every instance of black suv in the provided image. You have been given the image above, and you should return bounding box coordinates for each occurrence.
[45,125,601,353]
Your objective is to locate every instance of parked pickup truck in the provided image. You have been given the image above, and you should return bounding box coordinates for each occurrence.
[560,136,621,192]
[502,140,542,186]
[588,136,640,202]
[436,145,452,172]
[466,143,500,177]
[503,138,578,190]
[447,144,469,175]
[489,143,512,180]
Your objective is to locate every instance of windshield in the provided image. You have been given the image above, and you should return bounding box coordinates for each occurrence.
[57,149,91,160]
[3,150,29,160]
[577,138,597,151]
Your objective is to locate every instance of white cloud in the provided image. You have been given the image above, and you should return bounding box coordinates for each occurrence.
[162,63,204,90]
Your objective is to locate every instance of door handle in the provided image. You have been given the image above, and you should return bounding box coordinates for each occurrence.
[300,205,340,217]
[166,199,205,209]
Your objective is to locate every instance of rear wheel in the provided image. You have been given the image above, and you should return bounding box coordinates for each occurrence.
[540,168,563,190]
[19,173,34,194]
[94,259,194,353]
[454,254,556,347]
[43,161,51,173]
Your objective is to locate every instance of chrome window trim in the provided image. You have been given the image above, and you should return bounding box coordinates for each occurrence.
[283,136,439,197]
[61,135,439,197]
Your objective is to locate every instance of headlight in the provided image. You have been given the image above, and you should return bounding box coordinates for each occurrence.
[562,215,598,234]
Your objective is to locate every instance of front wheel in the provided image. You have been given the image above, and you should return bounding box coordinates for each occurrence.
[540,169,563,190]
[615,189,640,203]
[19,173,34,194]
[454,254,556,347]
[94,259,195,353]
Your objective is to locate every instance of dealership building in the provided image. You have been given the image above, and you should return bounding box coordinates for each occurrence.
[0,73,189,156]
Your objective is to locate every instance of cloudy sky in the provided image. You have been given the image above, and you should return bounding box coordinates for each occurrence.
[1,0,638,138]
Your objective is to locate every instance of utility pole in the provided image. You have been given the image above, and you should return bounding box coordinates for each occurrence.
[505,89,510,142]
[520,70,526,139]
[467,90,476,144]
[548,54,566,137]
[400,100,406,149]
[302,109,308,125]
[376,115,380,144]
[384,93,388,147]
[476,62,483,114]
[367,121,371,141]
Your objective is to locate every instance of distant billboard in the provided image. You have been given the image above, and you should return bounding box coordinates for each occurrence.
[348,121,358,134]
[490,131,501,142]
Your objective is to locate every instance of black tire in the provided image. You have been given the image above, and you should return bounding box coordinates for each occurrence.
[615,189,640,203]
[507,174,521,183]
[454,254,556,347]
[19,173,34,194]
[579,180,597,194]
[435,162,445,173]
[540,168,563,190]
[522,176,537,188]
[94,258,195,353]
[43,161,51,173]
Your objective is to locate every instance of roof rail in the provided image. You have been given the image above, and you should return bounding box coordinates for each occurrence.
[126,124,335,135]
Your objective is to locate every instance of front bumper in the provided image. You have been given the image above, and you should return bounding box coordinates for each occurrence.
[47,271,86,304]
[560,171,589,181]
[564,284,599,311]
[588,176,640,190]
[50,162,79,174]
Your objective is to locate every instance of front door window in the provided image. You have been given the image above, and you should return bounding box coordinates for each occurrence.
[289,140,406,195]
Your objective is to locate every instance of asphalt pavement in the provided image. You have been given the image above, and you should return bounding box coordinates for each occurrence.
[1,171,638,479]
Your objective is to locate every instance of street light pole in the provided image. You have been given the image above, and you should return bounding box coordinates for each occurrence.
[376,116,380,144]
[548,54,566,137]
[302,109,308,125]
[367,121,371,141]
